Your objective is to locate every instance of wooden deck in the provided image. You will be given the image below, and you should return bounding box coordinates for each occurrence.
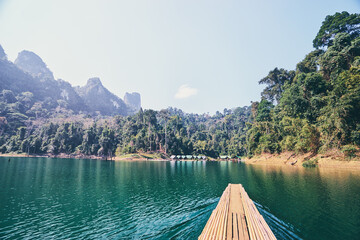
[199,184,276,240]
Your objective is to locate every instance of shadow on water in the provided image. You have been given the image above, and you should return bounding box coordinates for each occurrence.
[1,158,360,239]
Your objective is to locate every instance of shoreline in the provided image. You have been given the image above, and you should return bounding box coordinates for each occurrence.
[243,151,360,170]
[0,153,209,162]
[0,153,229,163]
[0,153,167,161]
[2,152,360,171]
[0,153,105,160]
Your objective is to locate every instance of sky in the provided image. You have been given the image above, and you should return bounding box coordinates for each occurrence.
[0,0,359,114]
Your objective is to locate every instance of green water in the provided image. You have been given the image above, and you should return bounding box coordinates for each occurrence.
[1,157,360,239]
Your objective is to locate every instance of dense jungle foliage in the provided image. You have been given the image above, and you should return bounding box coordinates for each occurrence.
[0,107,251,158]
[247,11,360,156]
[1,11,359,158]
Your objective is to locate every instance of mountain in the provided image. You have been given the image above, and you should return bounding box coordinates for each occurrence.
[0,52,42,97]
[57,79,88,112]
[124,92,141,113]
[75,77,128,115]
[14,50,54,80]
[0,45,141,117]
[0,45,7,61]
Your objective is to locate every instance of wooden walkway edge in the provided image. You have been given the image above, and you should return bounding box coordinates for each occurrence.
[199,184,277,240]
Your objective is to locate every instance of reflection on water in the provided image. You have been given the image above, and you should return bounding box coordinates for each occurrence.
[1,158,360,239]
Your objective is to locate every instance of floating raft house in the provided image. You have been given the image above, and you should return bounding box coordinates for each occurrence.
[199,184,276,240]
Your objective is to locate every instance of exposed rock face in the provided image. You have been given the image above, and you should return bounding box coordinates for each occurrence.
[14,50,54,80]
[76,77,128,115]
[124,92,141,113]
[0,56,41,95]
[57,79,88,112]
[0,45,140,116]
[0,45,7,61]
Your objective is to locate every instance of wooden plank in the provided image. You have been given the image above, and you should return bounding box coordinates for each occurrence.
[239,185,277,240]
[227,184,249,240]
[199,184,276,240]
[199,184,230,240]
[233,213,239,239]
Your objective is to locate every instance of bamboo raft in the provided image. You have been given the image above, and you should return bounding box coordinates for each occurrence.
[199,184,276,240]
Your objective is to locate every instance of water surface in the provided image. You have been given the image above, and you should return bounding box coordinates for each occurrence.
[1,157,360,239]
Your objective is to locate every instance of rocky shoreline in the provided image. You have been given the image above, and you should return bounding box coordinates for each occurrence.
[243,151,360,170]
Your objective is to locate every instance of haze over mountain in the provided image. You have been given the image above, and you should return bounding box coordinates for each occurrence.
[15,50,55,80]
[124,92,141,113]
[0,45,141,117]
[0,45,7,61]
[75,77,128,116]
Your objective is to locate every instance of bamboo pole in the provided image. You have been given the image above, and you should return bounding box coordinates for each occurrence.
[199,184,276,240]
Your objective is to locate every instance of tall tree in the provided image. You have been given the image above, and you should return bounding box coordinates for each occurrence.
[313,11,360,49]
[258,68,295,103]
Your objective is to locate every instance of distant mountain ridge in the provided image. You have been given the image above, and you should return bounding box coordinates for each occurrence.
[124,92,141,113]
[75,77,128,116]
[0,45,7,61]
[0,45,141,117]
[15,50,54,80]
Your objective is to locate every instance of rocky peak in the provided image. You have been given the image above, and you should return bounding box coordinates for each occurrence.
[57,79,87,112]
[76,77,127,116]
[86,77,103,86]
[0,45,7,61]
[124,92,141,112]
[14,50,54,80]
[79,77,107,96]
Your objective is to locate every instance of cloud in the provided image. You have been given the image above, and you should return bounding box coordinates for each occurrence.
[175,84,198,99]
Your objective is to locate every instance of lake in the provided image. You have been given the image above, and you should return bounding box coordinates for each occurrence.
[1,157,360,239]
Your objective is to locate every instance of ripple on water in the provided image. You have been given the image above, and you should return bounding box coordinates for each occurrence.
[255,202,302,240]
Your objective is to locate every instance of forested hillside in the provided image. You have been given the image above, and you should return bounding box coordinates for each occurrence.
[1,11,359,159]
[247,11,360,157]
[0,107,251,158]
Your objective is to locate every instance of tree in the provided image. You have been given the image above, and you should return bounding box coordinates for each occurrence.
[2,90,17,103]
[320,33,352,81]
[297,50,324,73]
[159,109,170,154]
[98,127,116,159]
[144,109,158,151]
[256,99,273,122]
[313,11,360,49]
[259,68,295,103]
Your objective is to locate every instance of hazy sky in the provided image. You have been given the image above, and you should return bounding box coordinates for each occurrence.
[0,0,359,113]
